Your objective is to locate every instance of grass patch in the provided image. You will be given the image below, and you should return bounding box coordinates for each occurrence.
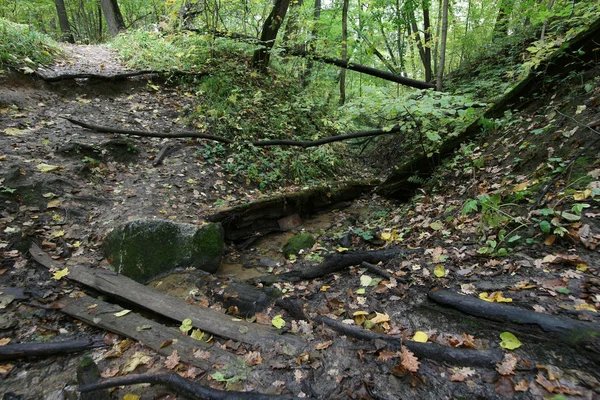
[0,18,62,68]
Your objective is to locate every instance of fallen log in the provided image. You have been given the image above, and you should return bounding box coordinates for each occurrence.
[207,181,377,242]
[316,315,503,368]
[30,244,307,352]
[252,248,410,284]
[428,289,600,355]
[0,338,105,361]
[35,69,209,82]
[79,371,296,400]
[62,295,238,370]
[63,117,402,149]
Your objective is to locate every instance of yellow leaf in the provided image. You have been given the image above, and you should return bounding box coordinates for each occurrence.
[114,309,131,317]
[576,263,588,272]
[272,315,285,329]
[413,331,429,343]
[360,275,372,287]
[573,189,591,201]
[370,312,390,324]
[489,291,513,303]
[52,230,65,238]
[499,332,522,350]
[434,265,446,278]
[381,232,392,241]
[190,329,205,340]
[513,182,528,192]
[37,163,62,173]
[180,318,193,333]
[4,127,28,136]
[320,285,330,292]
[479,292,492,302]
[52,267,69,280]
[47,199,61,209]
[336,247,349,252]
[123,394,141,400]
[353,311,369,316]
[574,303,596,312]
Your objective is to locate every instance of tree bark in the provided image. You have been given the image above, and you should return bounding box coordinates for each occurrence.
[301,0,322,86]
[339,0,349,105]
[54,0,75,43]
[252,0,291,72]
[492,0,514,41]
[421,0,433,82]
[435,0,449,91]
[99,0,126,37]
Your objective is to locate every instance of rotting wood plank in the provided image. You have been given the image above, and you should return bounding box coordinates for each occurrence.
[62,295,238,370]
[30,244,307,352]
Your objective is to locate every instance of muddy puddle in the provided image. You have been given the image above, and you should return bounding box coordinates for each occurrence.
[148,202,375,300]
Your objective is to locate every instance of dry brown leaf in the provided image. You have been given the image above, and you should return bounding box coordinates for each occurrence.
[244,350,263,366]
[450,367,475,382]
[193,349,211,360]
[0,338,11,346]
[100,367,119,378]
[514,379,529,392]
[315,340,333,350]
[178,366,204,379]
[377,349,398,361]
[496,353,519,375]
[460,333,476,349]
[165,350,180,370]
[400,345,420,372]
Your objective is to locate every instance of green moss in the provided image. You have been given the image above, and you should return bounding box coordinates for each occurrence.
[103,220,224,282]
[283,233,316,258]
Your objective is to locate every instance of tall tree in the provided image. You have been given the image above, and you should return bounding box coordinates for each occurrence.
[100,0,125,37]
[252,0,291,71]
[492,0,514,41]
[436,0,449,90]
[406,0,433,82]
[53,0,75,43]
[339,0,349,105]
[301,0,321,86]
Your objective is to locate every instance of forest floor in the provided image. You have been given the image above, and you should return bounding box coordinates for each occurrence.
[1,43,600,400]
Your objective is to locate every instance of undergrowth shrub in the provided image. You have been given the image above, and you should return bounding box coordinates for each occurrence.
[0,19,62,68]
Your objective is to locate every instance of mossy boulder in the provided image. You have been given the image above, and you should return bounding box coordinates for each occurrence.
[283,233,316,259]
[102,219,224,282]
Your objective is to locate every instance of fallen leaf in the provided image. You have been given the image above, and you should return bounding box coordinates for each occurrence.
[180,318,193,333]
[0,338,11,346]
[123,394,140,400]
[308,338,332,351]
[370,312,390,324]
[360,274,372,287]
[122,351,151,373]
[165,350,180,370]
[412,331,429,343]
[450,367,475,382]
[51,267,69,280]
[272,315,285,329]
[499,332,522,350]
[434,265,446,278]
[377,349,398,361]
[400,346,419,372]
[114,309,131,317]
[496,353,518,375]
[244,350,263,366]
[37,163,62,173]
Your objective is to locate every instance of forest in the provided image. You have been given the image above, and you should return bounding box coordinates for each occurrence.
[1,0,600,398]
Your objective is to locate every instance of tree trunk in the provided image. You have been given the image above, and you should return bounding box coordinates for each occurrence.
[54,0,75,43]
[436,0,449,91]
[301,0,321,86]
[252,0,291,72]
[99,0,126,37]
[422,0,433,82]
[283,0,304,51]
[492,0,514,41]
[339,0,349,105]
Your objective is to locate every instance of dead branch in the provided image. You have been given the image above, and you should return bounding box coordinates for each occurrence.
[252,248,413,284]
[0,338,105,361]
[79,371,296,400]
[428,289,600,355]
[315,315,503,368]
[63,117,402,149]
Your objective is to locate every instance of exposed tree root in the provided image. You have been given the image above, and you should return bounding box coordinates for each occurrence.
[35,69,209,82]
[79,371,297,400]
[315,315,503,368]
[252,249,416,284]
[0,338,105,361]
[428,289,600,356]
[63,117,402,149]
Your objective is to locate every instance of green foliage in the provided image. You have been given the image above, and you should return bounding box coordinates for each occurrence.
[0,19,62,67]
